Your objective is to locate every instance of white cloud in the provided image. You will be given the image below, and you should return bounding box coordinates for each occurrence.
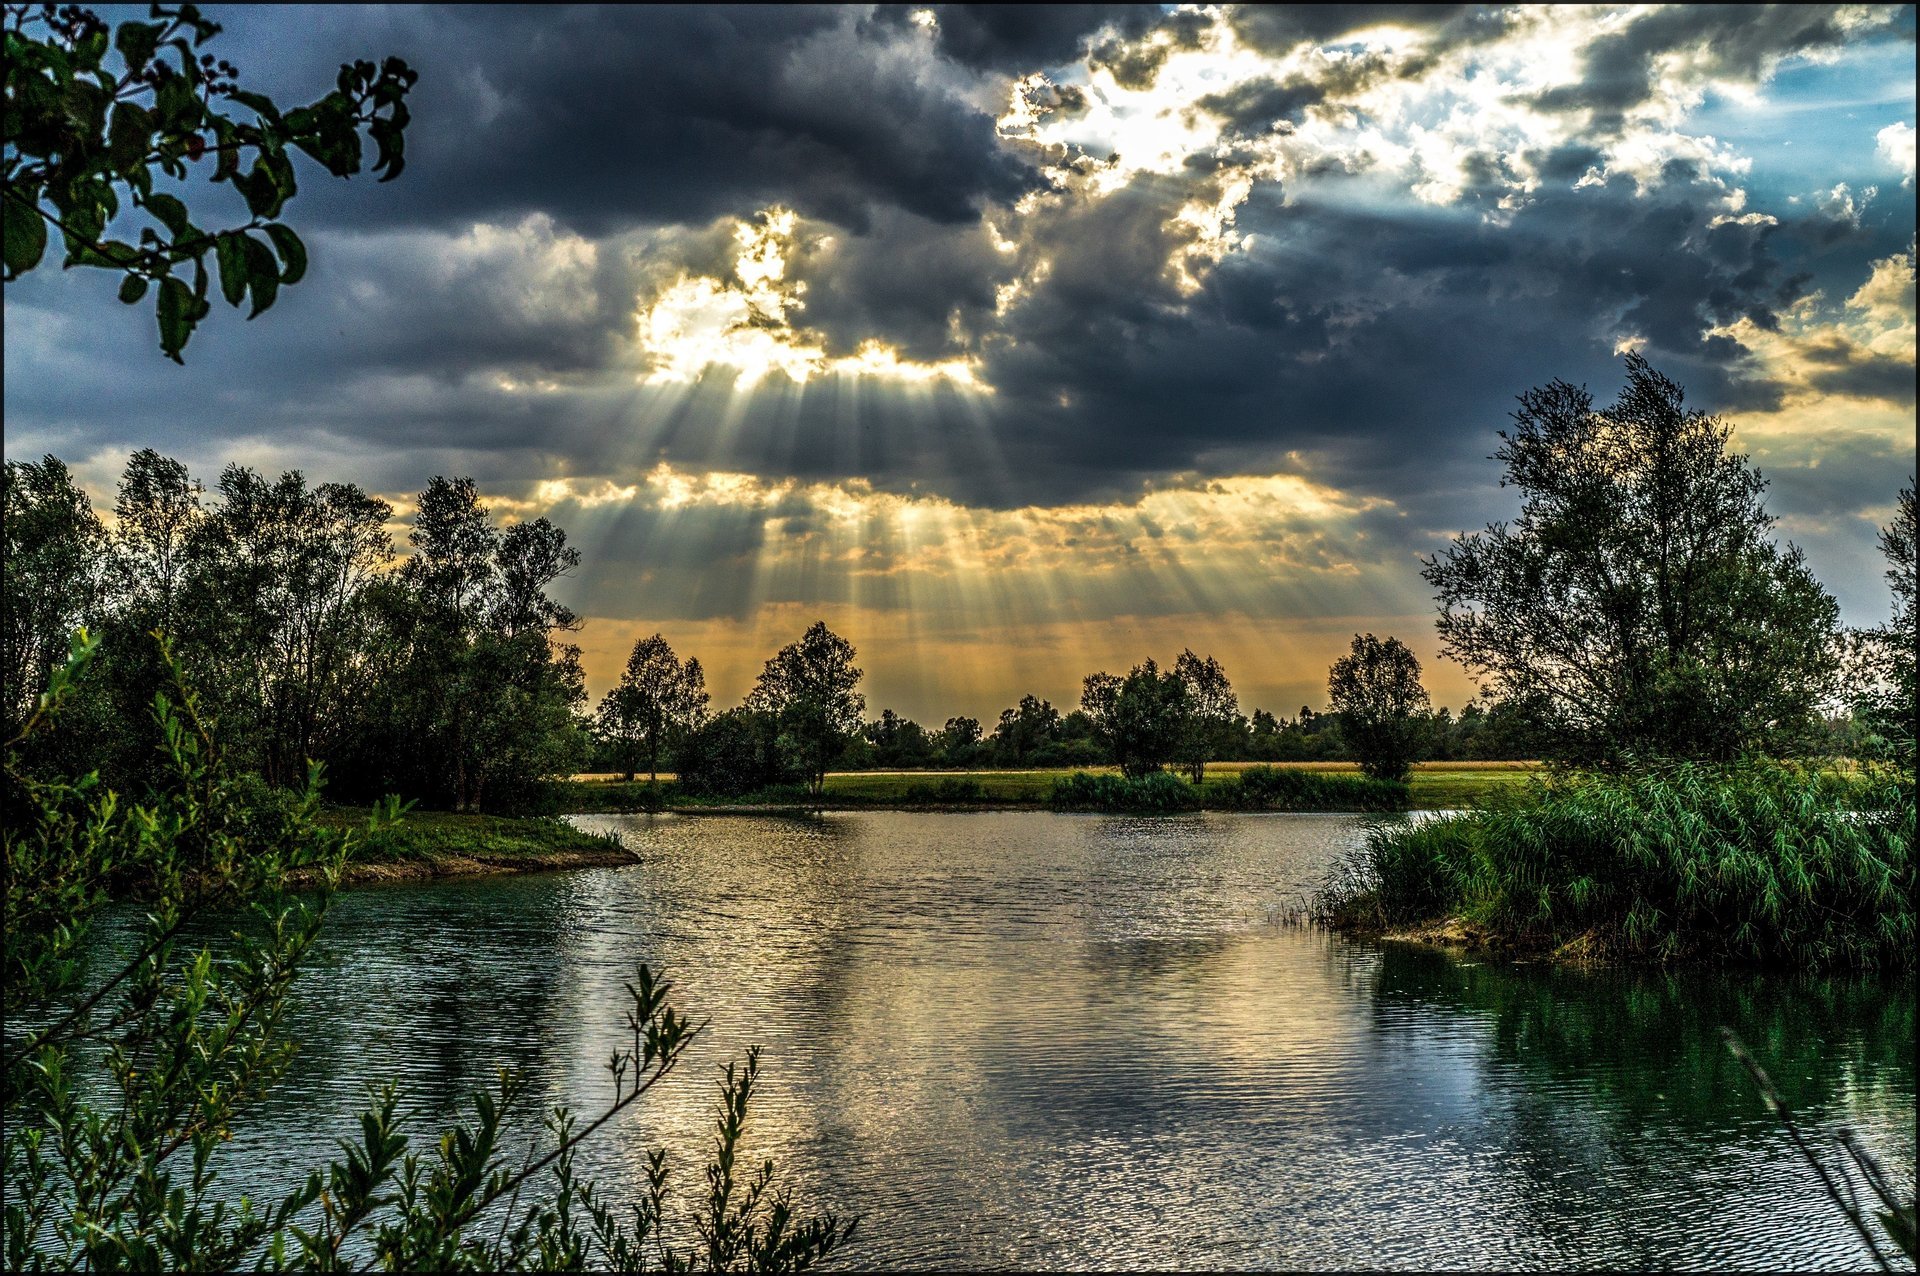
[1876,120,1915,186]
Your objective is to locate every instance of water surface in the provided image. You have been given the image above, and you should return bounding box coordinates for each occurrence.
[218,812,1913,1270]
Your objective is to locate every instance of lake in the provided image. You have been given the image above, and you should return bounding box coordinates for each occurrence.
[212,811,1914,1270]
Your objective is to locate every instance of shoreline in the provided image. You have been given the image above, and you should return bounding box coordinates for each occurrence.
[332,841,641,886]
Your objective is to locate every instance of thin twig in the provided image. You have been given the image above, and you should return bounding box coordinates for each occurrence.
[1720,1027,1895,1272]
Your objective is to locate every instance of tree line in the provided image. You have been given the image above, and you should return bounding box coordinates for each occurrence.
[5,450,588,811]
[11,357,1911,811]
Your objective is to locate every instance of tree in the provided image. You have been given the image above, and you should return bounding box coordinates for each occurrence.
[1081,658,1189,778]
[938,715,983,767]
[3,2,416,359]
[991,693,1060,765]
[1850,481,1916,767]
[596,635,709,783]
[1327,633,1429,783]
[674,706,784,798]
[749,621,864,797]
[1172,649,1238,783]
[1,455,105,732]
[1423,354,1841,763]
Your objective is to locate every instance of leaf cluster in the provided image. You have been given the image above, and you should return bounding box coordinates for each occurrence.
[3,2,416,358]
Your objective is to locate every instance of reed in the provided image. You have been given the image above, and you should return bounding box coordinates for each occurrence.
[1316,762,1914,969]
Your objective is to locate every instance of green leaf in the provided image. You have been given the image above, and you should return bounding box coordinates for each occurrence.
[108,102,153,175]
[228,90,284,128]
[113,21,164,72]
[263,224,307,285]
[119,273,150,304]
[241,163,281,218]
[214,233,248,307]
[143,192,193,240]
[3,196,49,277]
[157,275,194,362]
[243,234,279,318]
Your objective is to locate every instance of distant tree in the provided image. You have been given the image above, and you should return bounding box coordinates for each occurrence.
[1081,659,1189,778]
[1423,354,1841,763]
[750,621,864,797]
[596,635,709,782]
[675,707,783,798]
[992,693,1060,765]
[2,2,416,359]
[938,714,983,767]
[864,709,933,769]
[1328,634,1429,783]
[2,456,105,732]
[1172,649,1238,783]
[1850,481,1917,767]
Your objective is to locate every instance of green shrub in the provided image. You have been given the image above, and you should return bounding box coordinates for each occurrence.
[902,776,989,804]
[1222,765,1410,812]
[1049,770,1200,812]
[1315,761,1915,970]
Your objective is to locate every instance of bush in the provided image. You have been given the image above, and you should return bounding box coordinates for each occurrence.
[902,777,988,804]
[1049,770,1200,813]
[1221,765,1410,812]
[1315,761,1915,969]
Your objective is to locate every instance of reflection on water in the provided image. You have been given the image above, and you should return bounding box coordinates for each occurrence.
[193,812,1910,1270]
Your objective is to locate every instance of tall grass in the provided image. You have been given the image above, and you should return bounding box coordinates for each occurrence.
[1315,762,1915,970]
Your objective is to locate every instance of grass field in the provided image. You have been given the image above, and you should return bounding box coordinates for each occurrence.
[558,761,1540,812]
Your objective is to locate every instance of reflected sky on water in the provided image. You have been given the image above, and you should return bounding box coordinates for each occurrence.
[203,812,1913,1270]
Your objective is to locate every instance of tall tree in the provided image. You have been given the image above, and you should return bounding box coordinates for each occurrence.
[1327,634,1429,783]
[1173,649,1238,783]
[1423,354,1841,763]
[597,635,709,783]
[1851,481,1916,768]
[750,621,864,797]
[1081,659,1189,778]
[1,456,105,732]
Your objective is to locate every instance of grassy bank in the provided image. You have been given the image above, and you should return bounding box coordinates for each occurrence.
[550,760,1536,814]
[1314,762,1915,970]
[316,807,636,883]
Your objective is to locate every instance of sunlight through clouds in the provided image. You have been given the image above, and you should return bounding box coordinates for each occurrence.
[636,207,983,388]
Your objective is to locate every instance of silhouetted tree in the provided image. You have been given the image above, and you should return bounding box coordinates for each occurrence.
[1173,649,1238,783]
[597,635,709,782]
[2,456,105,733]
[1423,354,1840,763]
[1082,659,1189,777]
[1850,481,1917,767]
[1328,633,1429,782]
[750,621,864,796]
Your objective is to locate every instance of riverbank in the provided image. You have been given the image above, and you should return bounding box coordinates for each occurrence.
[315,808,638,884]
[550,760,1538,815]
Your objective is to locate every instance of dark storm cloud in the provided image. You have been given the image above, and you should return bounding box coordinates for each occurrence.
[866,4,1159,72]
[217,5,1039,236]
[4,3,1912,551]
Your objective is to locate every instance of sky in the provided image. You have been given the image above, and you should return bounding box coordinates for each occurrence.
[5,3,1916,724]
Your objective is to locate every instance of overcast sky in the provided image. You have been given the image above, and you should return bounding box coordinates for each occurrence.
[6,3,1915,721]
